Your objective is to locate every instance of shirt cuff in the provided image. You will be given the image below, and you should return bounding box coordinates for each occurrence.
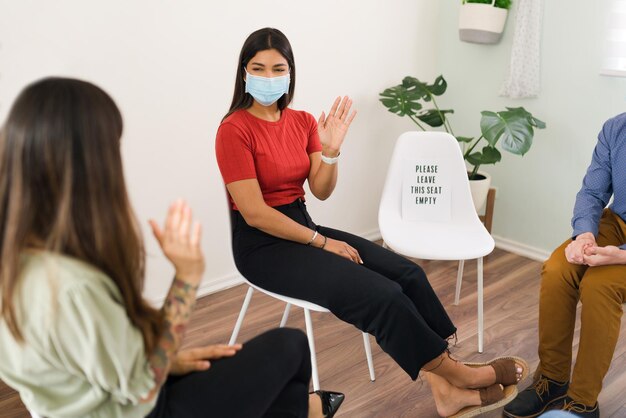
[572,220,599,239]
[619,244,626,251]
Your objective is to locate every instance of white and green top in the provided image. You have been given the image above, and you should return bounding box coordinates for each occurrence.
[0,251,157,418]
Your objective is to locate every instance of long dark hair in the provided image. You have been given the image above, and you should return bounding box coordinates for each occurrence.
[0,77,163,353]
[223,27,296,120]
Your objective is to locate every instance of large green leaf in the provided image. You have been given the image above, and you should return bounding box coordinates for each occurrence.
[505,107,547,129]
[416,109,454,127]
[428,76,447,96]
[379,75,450,124]
[466,146,502,166]
[402,77,430,102]
[401,75,447,101]
[379,86,423,117]
[480,107,546,155]
[402,76,419,88]
[480,110,530,155]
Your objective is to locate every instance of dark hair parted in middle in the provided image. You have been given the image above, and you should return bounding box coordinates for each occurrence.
[224,27,296,120]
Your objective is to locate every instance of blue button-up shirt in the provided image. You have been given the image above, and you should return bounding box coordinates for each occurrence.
[572,113,626,248]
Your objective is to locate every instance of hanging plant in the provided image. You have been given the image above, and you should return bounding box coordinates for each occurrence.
[459,0,512,44]
[465,0,511,9]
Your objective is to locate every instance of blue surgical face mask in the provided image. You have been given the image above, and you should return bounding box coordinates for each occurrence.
[244,69,290,107]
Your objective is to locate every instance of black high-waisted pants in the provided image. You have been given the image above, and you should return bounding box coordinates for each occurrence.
[232,199,457,380]
[146,328,311,418]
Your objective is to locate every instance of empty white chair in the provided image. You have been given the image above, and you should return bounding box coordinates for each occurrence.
[229,279,376,391]
[378,131,495,353]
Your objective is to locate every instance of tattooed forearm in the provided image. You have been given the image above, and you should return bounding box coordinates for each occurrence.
[148,278,198,386]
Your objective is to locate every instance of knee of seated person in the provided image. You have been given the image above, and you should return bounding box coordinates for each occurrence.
[540,260,573,289]
[264,327,309,354]
[579,274,622,303]
[406,263,428,282]
[373,283,406,308]
[541,254,568,279]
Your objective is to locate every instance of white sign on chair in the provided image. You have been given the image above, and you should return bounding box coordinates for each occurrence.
[401,159,451,222]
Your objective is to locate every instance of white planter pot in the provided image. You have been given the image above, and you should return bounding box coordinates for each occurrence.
[459,3,508,44]
[468,171,491,212]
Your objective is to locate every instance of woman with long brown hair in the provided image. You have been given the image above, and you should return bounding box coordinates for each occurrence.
[216,27,530,418]
[0,77,343,418]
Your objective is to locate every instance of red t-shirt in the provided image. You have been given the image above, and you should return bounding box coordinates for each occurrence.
[215,108,323,209]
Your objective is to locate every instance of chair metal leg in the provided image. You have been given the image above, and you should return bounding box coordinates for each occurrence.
[454,260,464,305]
[362,332,376,381]
[279,303,292,327]
[477,257,484,353]
[304,308,320,391]
[229,287,254,346]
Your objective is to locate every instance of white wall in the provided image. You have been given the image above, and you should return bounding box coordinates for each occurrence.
[436,0,626,256]
[0,0,440,303]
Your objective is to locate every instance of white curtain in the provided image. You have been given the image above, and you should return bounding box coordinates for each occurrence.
[500,0,545,99]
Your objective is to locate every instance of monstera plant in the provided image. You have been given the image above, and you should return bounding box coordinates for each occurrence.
[379,75,545,180]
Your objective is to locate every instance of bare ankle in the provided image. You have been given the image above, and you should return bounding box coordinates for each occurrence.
[422,352,447,373]
[308,393,323,418]
[427,372,481,417]
[424,354,474,388]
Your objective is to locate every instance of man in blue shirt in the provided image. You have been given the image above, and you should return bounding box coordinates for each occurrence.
[505,114,626,418]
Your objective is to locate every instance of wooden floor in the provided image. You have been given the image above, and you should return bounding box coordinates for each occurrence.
[3,247,626,417]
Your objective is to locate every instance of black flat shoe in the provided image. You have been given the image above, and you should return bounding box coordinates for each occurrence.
[313,390,345,418]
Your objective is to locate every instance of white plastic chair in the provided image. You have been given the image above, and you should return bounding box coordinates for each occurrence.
[29,412,41,418]
[229,279,376,391]
[378,131,495,353]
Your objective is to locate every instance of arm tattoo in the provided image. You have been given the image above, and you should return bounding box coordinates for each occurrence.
[149,278,198,387]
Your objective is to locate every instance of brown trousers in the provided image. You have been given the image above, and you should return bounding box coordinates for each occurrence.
[537,209,626,405]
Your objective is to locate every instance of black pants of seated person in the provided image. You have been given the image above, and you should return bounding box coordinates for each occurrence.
[146,328,311,418]
[231,199,457,381]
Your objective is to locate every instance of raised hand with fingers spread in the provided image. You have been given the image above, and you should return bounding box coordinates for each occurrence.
[318,96,357,158]
[149,199,205,285]
[144,199,206,396]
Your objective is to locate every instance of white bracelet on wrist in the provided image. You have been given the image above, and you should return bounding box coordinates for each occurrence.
[306,230,318,246]
[321,152,340,165]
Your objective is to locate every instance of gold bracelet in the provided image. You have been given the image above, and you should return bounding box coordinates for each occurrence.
[320,235,328,249]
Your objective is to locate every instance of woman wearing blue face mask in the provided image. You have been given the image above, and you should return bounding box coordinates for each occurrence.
[215,27,528,418]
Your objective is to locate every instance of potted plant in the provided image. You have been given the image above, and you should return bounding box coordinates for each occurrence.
[459,0,512,44]
[379,75,545,210]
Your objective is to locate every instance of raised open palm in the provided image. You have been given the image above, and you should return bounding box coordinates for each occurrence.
[318,96,357,156]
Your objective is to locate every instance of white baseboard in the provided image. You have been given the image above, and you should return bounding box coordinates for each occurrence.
[196,273,245,298]
[148,273,245,307]
[492,234,550,262]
